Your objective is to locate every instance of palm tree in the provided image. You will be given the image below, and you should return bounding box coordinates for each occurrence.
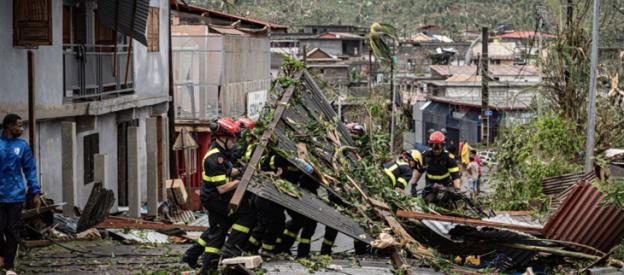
[367,22,398,70]
[367,23,399,153]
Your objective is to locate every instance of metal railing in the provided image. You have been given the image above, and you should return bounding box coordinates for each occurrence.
[63,44,135,100]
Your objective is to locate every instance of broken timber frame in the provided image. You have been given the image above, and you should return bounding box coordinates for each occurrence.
[228,71,303,212]
[396,210,544,236]
[95,216,207,232]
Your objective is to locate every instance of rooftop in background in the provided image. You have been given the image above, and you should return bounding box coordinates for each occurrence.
[170,0,288,32]
[300,24,368,35]
[428,95,530,111]
[314,32,364,40]
[496,31,558,40]
[431,65,540,77]
[471,42,518,60]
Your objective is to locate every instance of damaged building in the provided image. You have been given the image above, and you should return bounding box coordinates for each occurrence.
[170,1,282,203]
[1,0,171,215]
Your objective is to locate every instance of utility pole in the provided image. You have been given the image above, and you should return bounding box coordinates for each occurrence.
[390,55,396,153]
[480,27,490,145]
[584,0,600,172]
[368,50,373,94]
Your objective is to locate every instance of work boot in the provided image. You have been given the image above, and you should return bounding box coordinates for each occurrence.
[275,234,297,254]
[297,243,311,258]
[181,244,203,269]
[199,253,219,275]
[320,243,332,255]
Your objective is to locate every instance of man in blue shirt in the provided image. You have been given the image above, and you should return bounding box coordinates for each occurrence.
[0,114,40,274]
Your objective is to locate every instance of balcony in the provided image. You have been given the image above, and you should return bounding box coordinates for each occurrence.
[63,44,134,101]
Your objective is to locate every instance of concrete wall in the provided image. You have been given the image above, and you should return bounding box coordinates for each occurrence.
[0,0,169,115]
[0,0,64,110]
[444,86,536,108]
[134,0,170,99]
[0,0,171,212]
[39,106,166,209]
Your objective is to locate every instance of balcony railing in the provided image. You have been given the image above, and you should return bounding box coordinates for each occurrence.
[63,44,134,101]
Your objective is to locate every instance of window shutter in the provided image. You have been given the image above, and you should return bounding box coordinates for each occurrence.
[146,7,159,52]
[94,12,116,45]
[13,0,53,47]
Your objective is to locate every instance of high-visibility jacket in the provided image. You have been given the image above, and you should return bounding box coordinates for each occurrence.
[419,150,461,186]
[383,160,412,189]
[460,142,471,166]
[200,144,233,201]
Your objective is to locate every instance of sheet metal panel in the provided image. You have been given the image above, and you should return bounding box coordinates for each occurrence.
[97,0,149,45]
[248,175,372,244]
[543,181,624,254]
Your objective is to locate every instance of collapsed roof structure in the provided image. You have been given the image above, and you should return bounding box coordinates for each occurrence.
[224,63,624,273]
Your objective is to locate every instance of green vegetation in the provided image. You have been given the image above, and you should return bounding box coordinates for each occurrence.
[185,0,624,47]
[485,113,583,211]
[486,1,624,212]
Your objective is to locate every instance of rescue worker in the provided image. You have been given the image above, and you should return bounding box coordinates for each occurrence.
[232,117,256,162]
[182,118,255,272]
[345,122,367,153]
[274,165,319,258]
[244,152,296,255]
[0,114,41,275]
[235,118,288,256]
[383,150,421,193]
[410,131,461,203]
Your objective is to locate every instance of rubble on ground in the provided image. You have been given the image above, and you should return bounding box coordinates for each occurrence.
[15,64,624,275]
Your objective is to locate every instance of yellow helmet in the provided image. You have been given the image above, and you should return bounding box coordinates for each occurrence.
[408,149,423,166]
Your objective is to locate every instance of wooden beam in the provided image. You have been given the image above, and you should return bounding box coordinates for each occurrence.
[28,50,36,157]
[95,217,207,232]
[228,71,303,212]
[396,210,544,236]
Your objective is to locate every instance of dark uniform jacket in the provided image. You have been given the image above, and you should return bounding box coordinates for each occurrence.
[383,159,412,189]
[201,143,234,202]
[419,150,460,186]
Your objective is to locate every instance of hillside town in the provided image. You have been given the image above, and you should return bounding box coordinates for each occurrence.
[1,0,624,274]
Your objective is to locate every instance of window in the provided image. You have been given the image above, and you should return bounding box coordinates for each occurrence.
[83,133,99,184]
[13,0,53,47]
[62,3,86,45]
[146,7,159,52]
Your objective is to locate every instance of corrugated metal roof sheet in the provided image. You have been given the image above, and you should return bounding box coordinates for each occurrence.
[97,0,149,46]
[248,174,372,244]
[542,171,595,211]
[542,171,594,195]
[170,0,288,30]
[209,25,247,36]
[543,181,624,254]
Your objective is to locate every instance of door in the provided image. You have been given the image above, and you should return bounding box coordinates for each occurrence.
[446,127,460,156]
[117,122,128,207]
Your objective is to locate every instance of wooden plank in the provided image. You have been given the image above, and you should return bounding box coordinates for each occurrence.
[95,217,207,232]
[396,210,544,236]
[77,182,116,232]
[228,71,303,211]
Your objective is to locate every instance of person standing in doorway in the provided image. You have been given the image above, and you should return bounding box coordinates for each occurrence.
[0,114,41,275]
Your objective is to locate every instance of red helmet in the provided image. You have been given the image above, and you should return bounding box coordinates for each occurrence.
[211,118,239,137]
[237,117,256,130]
[428,131,445,144]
